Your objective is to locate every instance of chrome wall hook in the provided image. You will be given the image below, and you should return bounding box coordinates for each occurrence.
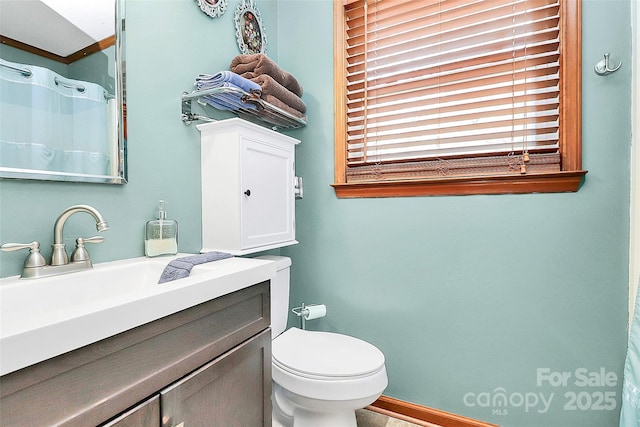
[594,53,622,76]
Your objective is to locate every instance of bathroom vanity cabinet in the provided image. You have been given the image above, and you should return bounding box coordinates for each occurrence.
[198,118,300,255]
[0,281,272,427]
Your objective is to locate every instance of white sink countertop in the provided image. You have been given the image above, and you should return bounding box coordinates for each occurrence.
[0,255,276,376]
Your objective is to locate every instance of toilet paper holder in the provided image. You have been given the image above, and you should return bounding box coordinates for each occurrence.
[292,302,326,330]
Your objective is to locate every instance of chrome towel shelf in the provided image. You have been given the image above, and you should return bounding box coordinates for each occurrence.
[181,86,307,130]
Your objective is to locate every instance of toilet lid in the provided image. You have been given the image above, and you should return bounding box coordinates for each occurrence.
[272,328,385,379]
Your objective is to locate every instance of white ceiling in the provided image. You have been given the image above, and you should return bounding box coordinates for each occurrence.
[0,0,115,57]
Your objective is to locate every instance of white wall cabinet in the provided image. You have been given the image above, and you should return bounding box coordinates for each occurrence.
[198,118,300,255]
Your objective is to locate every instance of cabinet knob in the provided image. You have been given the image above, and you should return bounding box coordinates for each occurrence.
[244,190,251,196]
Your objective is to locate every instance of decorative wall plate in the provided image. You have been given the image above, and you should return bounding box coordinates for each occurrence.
[234,0,267,54]
[196,0,227,18]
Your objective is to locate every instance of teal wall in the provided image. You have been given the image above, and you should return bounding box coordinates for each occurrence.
[1,44,68,75]
[278,0,632,426]
[0,1,632,426]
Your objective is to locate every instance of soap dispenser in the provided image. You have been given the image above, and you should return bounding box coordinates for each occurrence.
[145,200,178,257]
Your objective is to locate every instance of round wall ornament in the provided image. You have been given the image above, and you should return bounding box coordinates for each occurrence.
[196,0,227,18]
[234,0,267,54]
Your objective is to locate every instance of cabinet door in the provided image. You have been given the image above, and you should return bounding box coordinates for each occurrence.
[100,396,160,427]
[160,329,272,427]
[241,137,294,249]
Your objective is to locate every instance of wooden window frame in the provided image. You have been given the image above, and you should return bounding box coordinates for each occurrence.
[332,0,586,198]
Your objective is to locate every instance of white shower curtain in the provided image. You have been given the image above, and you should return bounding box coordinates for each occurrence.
[620,278,640,426]
[0,58,113,177]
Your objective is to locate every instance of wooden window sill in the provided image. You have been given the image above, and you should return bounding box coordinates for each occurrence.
[331,170,588,198]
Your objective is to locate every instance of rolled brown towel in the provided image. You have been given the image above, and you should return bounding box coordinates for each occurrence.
[248,74,307,114]
[230,59,259,76]
[230,54,303,97]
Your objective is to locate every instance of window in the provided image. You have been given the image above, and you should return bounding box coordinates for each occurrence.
[333,0,585,197]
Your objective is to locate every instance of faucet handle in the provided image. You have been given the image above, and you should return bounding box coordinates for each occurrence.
[78,236,105,245]
[0,241,47,268]
[70,236,104,262]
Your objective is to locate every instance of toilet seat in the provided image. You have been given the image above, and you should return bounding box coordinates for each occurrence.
[272,328,385,380]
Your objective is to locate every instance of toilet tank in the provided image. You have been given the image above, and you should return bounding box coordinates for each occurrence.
[256,256,291,338]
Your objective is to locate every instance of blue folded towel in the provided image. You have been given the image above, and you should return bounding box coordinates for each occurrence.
[199,90,256,111]
[194,72,261,112]
[158,252,233,284]
[195,81,258,110]
[195,71,261,94]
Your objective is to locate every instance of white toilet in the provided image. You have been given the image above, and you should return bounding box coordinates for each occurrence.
[258,256,388,427]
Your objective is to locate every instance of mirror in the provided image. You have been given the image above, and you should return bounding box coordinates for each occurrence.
[0,0,126,184]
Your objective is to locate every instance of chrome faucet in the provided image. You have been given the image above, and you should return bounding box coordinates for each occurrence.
[0,205,109,279]
[51,205,109,266]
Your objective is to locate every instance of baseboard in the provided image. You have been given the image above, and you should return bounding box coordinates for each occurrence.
[369,395,500,427]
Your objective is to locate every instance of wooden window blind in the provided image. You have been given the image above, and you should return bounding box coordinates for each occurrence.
[333,0,586,197]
